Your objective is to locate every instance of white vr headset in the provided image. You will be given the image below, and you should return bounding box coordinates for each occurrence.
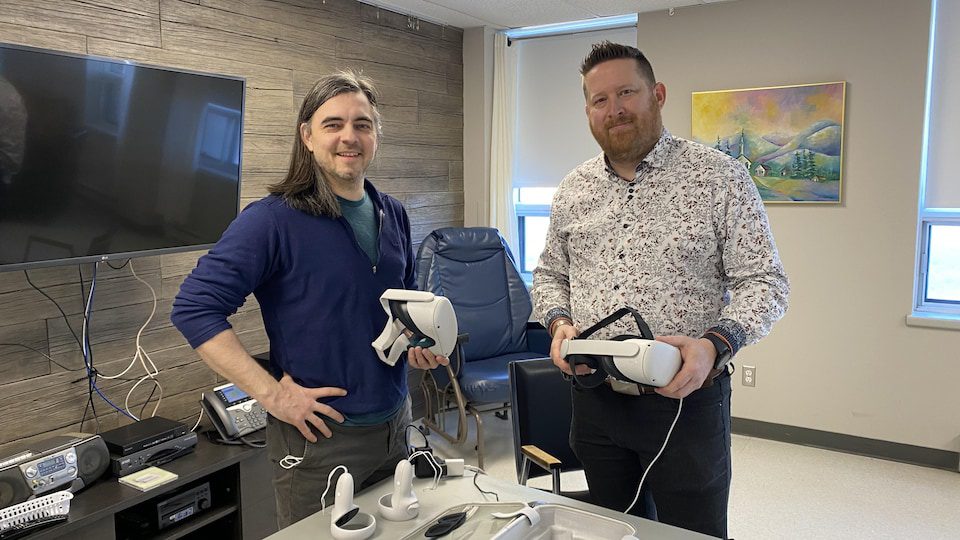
[558,307,681,388]
[560,338,681,388]
[371,289,458,366]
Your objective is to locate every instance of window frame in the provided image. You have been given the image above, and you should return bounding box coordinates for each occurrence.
[913,211,960,316]
[515,202,551,283]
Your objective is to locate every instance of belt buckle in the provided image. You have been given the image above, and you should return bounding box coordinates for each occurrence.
[607,378,657,396]
[636,383,658,395]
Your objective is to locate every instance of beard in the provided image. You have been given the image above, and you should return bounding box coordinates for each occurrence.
[591,111,662,165]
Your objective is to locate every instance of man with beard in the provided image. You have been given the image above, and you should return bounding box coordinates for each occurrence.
[531,42,789,539]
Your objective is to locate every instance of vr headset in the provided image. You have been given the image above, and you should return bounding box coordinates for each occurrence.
[560,307,681,389]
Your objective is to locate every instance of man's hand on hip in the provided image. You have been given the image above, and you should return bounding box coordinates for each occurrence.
[550,324,591,376]
[653,336,716,399]
[263,374,346,443]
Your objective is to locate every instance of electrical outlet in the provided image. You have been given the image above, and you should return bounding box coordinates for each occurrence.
[742,365,756,387]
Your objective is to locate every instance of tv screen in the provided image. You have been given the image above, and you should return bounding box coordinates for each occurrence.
[0,42,244,271]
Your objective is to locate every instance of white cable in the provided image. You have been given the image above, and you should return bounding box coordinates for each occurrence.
[320,465,349,514]
[624,397,683,514]
[280,454,304,470]
[191,399,205,432]
[96,260,163,420]
[408,450,442,489]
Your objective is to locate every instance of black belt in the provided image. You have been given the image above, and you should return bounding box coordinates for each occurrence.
[605,367,727,396]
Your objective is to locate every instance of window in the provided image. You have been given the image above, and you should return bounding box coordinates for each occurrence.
[509,24,636,284]
[913,0,960,322]
[514,187,556,282]
[917,219,960,314]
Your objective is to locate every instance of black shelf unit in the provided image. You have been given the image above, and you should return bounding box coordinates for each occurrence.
[21,436,276,540]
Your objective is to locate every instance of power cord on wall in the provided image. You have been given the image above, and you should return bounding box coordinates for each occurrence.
[95,259,164,420]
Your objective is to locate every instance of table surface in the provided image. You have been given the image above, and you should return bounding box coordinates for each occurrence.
[266,470,715,539]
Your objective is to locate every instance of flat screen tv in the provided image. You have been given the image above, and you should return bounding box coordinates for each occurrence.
[0,42,244,272]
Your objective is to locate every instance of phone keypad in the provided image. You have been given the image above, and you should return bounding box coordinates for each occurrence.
[230,402,267,435]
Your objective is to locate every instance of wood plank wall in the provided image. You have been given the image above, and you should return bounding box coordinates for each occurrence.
[0,0,464,455]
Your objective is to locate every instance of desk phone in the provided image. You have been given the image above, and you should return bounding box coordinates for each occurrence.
[201,383,267,440]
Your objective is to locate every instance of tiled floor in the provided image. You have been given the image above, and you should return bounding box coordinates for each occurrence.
[420,410,960,539]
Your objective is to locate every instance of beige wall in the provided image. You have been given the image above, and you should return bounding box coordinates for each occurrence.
[0,0,463,453]
[462,26,494,227]
[639,0,960,451]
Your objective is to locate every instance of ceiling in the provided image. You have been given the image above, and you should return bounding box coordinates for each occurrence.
[359,0,734,30]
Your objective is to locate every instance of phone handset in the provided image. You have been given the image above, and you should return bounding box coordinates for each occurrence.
[200,382,267,441]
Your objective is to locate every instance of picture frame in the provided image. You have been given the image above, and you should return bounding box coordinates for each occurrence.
[692,81,846,204]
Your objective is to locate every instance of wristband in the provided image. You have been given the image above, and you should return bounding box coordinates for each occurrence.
[549,318,572,338]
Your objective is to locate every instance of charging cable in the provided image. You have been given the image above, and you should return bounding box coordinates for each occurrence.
[408,450,445,489]
[624,397,683,514]
[320,465,348,514]
[464,465,499,501]
[280,454,303,469]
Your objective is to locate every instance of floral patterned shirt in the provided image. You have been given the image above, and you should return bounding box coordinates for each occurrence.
[531,128,789,353]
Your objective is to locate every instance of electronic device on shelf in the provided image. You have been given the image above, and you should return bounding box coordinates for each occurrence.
[101,416,189,457]
[201,383,267,441]
[156,482,211,530]
[0,433,109,509]
[116,482,211,536]
[100,416,197,477]
[109,433,198,478]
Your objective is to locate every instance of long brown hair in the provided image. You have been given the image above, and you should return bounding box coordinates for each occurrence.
[268,70,382,218]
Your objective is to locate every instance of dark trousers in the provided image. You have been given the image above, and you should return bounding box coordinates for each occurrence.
[571,373,731,539]
[266,398,411,529]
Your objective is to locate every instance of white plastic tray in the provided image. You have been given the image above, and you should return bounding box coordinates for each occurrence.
[490,504,637,540]
[0,490,73,532]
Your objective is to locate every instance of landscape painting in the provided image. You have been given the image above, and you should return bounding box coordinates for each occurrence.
[692,82,845,203]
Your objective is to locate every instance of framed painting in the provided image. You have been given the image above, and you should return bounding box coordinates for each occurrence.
[692,81,846,203]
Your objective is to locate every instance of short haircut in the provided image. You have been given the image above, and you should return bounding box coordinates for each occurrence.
[579,41,656,85]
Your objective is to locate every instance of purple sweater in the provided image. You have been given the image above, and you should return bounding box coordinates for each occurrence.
[171,181,416,417]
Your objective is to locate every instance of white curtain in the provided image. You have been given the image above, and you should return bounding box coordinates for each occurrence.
[489,31,519,255]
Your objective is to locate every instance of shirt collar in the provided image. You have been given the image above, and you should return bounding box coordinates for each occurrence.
[602,127,673,178]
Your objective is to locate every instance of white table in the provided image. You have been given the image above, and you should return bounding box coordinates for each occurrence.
[267,472,716,539]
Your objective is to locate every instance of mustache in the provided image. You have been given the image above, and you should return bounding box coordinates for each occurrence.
[604,114,637,130]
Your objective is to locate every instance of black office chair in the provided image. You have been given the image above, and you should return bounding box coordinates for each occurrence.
[416,227,549,469]
[509,357,590,502]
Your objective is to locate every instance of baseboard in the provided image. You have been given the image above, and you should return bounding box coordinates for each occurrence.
[731,417,959,472]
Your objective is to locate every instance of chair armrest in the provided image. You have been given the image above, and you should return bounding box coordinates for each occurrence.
[520,444,562,472]
[525,321,550,356]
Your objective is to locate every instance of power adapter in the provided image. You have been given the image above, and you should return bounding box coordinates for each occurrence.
[411,445,446,478]
[409,446,465,478]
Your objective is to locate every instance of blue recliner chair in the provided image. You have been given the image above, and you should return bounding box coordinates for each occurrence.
[416,227,549,468]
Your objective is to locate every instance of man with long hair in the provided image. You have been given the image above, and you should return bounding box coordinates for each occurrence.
[532,42,789,538]
[172,70,447,528]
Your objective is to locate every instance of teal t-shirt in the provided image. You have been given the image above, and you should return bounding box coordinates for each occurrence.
[338,192,379,266]
[337,192,401,425]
